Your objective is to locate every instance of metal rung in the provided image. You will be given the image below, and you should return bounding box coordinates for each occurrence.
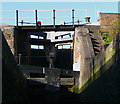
[55,9,71,11]
[56,17,71,19]
[38,17,52,19]
[38,10,53,12]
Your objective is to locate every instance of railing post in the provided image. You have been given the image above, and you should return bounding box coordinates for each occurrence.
[53,9,55,28]
[35,10,38,27]
[72,9,74,27]
[16,10,18,27]
[18,54,21,65]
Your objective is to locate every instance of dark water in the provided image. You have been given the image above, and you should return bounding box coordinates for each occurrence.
[27,85,79,104]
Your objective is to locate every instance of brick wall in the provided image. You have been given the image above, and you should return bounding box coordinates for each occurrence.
[1,26,14,54]
[100,13,120,31]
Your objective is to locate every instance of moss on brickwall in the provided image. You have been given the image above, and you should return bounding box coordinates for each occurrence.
[68,85,79,93]
[78,60,120,102]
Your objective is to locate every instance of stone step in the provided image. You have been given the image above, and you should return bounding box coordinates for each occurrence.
[94,46,101,51]
[90,37,102,40]
[89,34,103,39]
[87,26,104,55]
[89,32,104,56]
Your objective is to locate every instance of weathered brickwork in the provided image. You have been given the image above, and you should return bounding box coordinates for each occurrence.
[100,13,120,31]
[1,26,14,54]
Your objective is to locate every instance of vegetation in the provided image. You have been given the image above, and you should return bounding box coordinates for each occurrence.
[68,85,79,93]
[101,32,111,44]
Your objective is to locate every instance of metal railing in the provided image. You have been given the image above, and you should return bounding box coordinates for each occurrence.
[15,55,54,67]
[0,9,87,27]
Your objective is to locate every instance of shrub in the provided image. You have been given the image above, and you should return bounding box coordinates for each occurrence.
[101,32,111,45]
[68,85,79,93]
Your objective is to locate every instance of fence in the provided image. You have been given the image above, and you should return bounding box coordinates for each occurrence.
[0,9,87,26]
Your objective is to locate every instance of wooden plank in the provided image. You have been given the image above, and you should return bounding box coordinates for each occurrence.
[27,78,47,85]
[60,78,74,85]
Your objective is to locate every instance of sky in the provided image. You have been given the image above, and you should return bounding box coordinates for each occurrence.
[1,0,120,2]
[0,2,119,26]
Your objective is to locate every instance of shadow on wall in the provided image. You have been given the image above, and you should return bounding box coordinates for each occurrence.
[26,82,80,104]
[54,49,73,70]
[77,33,120,103]
[2,29,28,103]
[26,55,120,104]
[79,32,120,90]
[79,58,120,103]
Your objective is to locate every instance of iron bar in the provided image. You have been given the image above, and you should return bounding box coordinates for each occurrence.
[35,10,38,27]
[15,56,49,58]
[72,9,74,27]
[19,10,35,12]
[38,17,52,19]
[18,54,21,65]
[16,10,18,27]
[53,9,55,28]
[1,9,88,26]
[38,10,53,12]
[56,17,71,19]
[0,16,85,19]
[55,9,71,11]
